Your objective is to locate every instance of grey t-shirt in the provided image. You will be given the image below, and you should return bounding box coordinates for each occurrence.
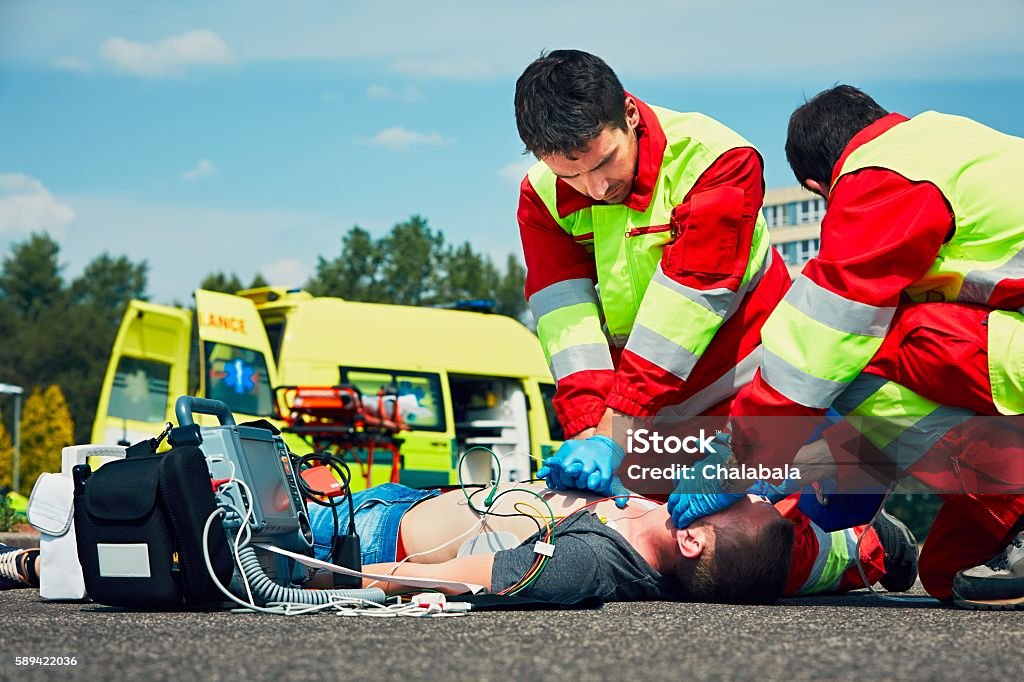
[490,510,685,602]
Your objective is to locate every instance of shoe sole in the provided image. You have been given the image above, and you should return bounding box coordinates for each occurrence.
[878,511,920,593]
[953,594,1024,610]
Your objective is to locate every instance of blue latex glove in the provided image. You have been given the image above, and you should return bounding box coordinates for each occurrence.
[666,440,745,528]
[748,475,803,504]
[537,435,633,508]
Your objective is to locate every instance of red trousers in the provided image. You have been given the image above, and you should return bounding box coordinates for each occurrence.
[858,303,1023,600]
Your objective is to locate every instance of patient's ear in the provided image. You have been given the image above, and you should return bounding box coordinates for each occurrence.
[676,526,709,560]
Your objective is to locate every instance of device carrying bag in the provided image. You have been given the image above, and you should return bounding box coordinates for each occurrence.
[73,445,235,609]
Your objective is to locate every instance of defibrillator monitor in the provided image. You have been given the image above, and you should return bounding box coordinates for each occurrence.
[174,396,313,554]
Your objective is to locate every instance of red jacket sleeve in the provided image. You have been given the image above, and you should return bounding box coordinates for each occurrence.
[731,168,954,466]
[519,176,613,437]
[606,147,764,416]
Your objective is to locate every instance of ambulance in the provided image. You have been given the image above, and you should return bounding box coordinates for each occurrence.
[92,288,565,490]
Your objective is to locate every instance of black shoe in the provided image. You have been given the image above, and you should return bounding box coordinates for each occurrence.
[953,529,1024,610]
[872,509,919,592]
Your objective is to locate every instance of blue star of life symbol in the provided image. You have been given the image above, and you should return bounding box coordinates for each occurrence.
[223,358,256,395]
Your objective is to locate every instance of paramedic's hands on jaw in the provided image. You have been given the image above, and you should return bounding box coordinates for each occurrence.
[666,438,746,528]
[538,419,633,508]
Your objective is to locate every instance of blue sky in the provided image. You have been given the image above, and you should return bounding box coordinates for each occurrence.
[2,0,1023,303]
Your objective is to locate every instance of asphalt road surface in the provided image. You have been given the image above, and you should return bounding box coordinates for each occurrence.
[2,584,1022,681]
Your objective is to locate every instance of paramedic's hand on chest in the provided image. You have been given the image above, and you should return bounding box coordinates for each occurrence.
[537,410,633,508]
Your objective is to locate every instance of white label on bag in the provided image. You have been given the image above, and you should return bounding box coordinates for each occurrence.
[97,543,152,578]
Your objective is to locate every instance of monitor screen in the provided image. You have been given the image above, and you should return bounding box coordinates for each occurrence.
[238,434,295,525]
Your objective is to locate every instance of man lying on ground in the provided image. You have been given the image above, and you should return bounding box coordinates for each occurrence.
[0,473,916,603]
[303,476,917,602]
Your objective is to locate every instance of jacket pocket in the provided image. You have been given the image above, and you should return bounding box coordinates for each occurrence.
[666,185,749,278]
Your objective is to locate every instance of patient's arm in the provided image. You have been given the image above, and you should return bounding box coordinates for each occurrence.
[361,554,495,595]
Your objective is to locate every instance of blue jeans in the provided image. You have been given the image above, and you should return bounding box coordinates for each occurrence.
[307,483,440,564]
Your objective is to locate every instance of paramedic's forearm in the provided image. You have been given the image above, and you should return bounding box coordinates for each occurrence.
[791,438,838,484]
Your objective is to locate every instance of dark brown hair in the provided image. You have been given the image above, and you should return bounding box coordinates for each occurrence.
[514,49,627,158]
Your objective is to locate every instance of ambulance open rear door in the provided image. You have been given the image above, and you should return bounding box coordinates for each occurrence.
[92,301,192,445]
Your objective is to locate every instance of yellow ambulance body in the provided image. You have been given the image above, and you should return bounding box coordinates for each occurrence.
[92,288,564,490]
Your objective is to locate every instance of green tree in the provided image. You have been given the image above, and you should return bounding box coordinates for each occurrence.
[435,242,500,304]
[377,216,445,305]
[0,414,13,490]
[198,271,269,292]
[70,253,148,311]
[17,385,74,496]
[0,233,65,321]
[307,226,383,300]
[199,271,244,293]
[495,254,527,320]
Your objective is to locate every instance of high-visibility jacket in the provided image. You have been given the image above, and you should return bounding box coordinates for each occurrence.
[733,112,1024,465]
[519,96,788,435]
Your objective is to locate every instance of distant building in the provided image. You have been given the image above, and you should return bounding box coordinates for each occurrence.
[762,186,825,277]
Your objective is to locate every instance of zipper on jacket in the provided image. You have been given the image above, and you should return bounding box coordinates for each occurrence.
[626,224,672,238]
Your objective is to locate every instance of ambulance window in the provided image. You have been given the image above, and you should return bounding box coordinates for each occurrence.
[263,317,286,365]
[539,383,565,441]
[203,342,275,417]
[108,357,171,423]
[340,367,445,432]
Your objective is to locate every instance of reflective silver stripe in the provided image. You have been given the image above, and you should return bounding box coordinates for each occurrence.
[528,278,598,320]
[799,523,833,595]
[624,324,700,381]
[548,343,614,381]
[881,405,974,469]
[650,247,772,322]
[658,348,763,417]
[838,528,861,590]
[651,264,734,318]
[762,349,847,409]
[832,374,890,416]
[787,276,895,337]
[960,249,1024,305]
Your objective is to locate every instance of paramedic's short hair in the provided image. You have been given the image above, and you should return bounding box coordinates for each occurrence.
[683,515,794,604]
[785,84,889,191]
[514,49,627,158]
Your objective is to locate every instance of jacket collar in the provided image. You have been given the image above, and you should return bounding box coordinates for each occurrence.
[831,112,910,187]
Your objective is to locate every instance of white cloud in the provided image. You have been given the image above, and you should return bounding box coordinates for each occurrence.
[261,257,308,288]
[320,91,340,101]
[181,159,217,181]
[364,127,453,150]
[50,56,91,74]
[0,173,75,238]
[498,159,534,185]
[100,29,236,78]
[366,83,422,102]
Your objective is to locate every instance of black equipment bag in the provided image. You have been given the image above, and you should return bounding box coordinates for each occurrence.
[73,445,235,609]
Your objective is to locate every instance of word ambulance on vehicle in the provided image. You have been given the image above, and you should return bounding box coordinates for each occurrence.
[92,287,566,490]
